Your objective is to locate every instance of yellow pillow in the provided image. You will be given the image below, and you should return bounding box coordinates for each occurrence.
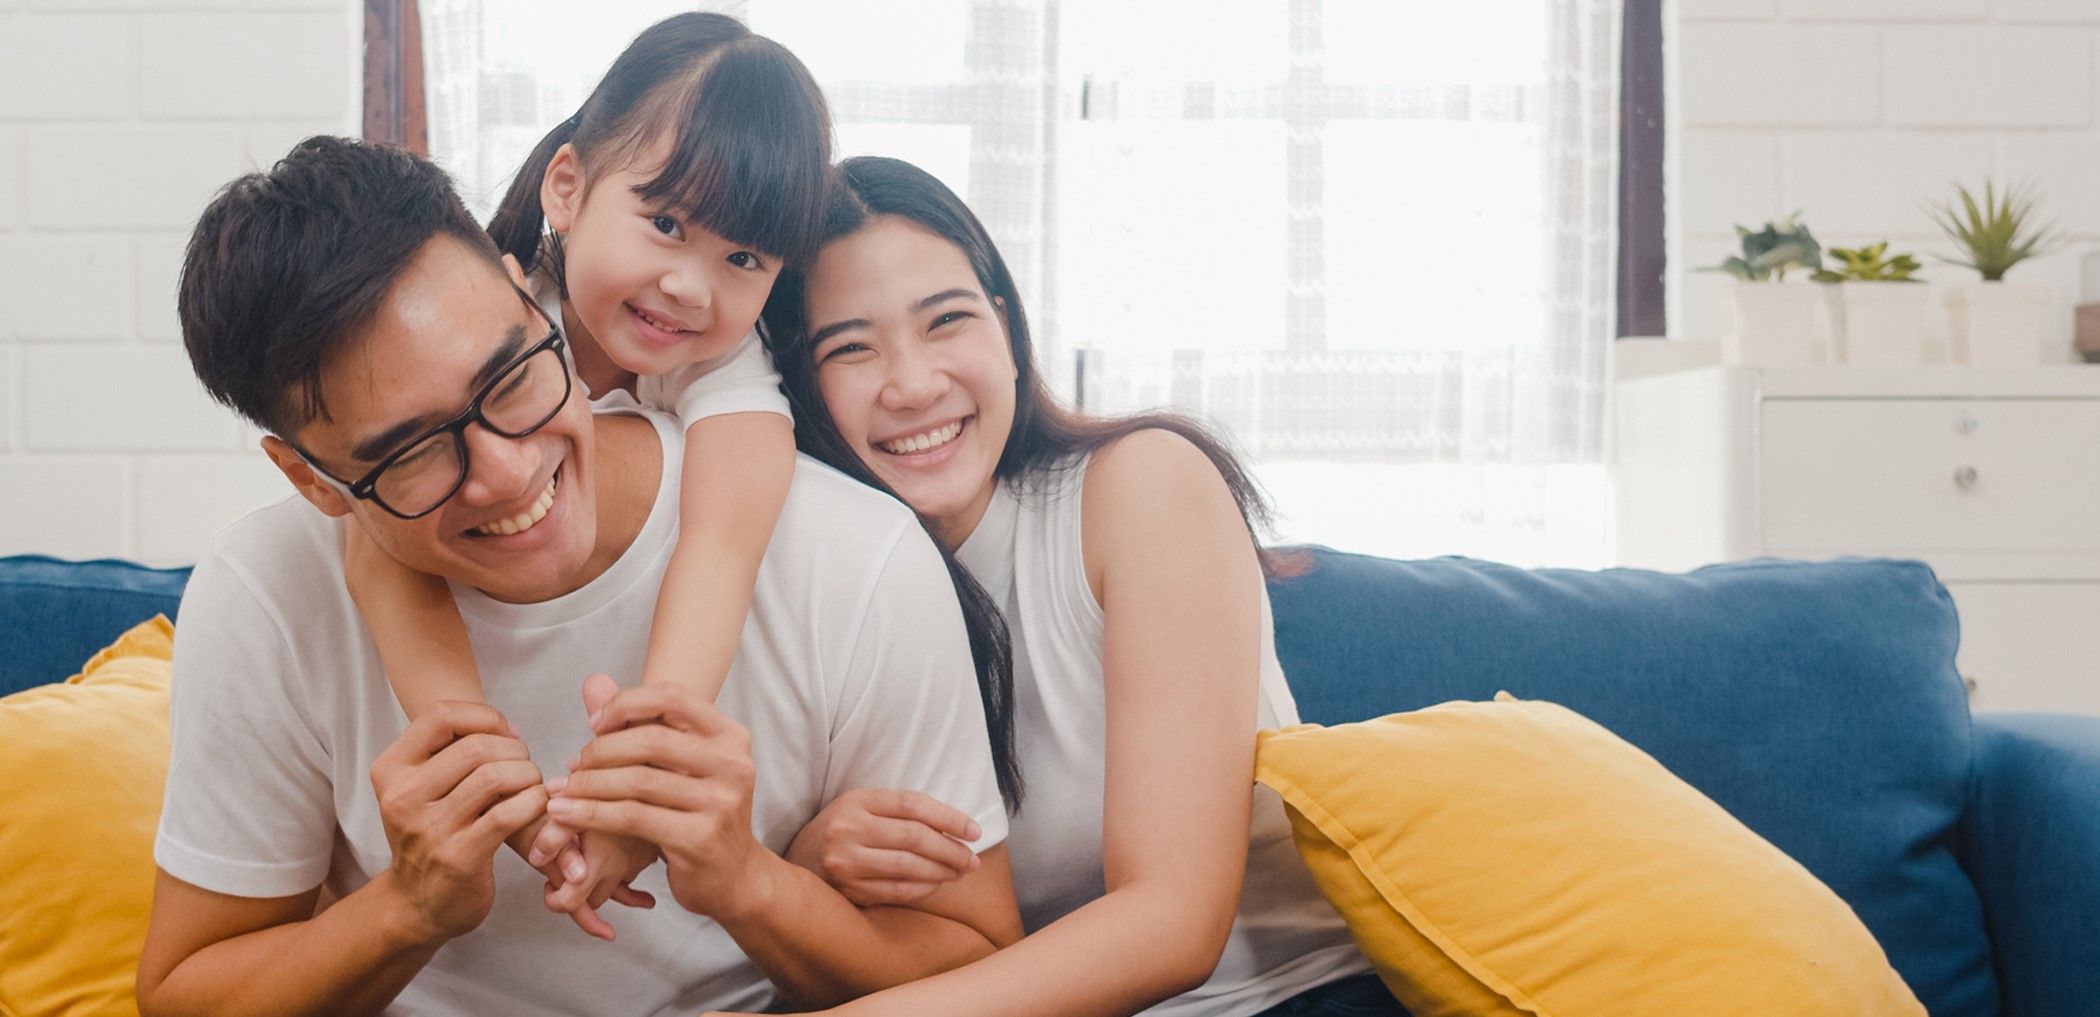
[0,616,174,1017]
[1255,694,1924,1017]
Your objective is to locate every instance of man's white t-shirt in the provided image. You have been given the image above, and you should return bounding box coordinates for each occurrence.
[154,406,1008,1017]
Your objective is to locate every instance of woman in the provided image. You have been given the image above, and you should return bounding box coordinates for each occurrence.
[750,157,1401,1017]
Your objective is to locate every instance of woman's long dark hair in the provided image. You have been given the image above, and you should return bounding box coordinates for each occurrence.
[486,12,832,283]
[764,156,1289,576]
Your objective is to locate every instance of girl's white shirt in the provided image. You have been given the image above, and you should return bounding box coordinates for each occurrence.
[956,456,1372,1017]
[528,267,790,425]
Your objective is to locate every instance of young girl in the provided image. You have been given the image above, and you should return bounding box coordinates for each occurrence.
[343,11,831,940]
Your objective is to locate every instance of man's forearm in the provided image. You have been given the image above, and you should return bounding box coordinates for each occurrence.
[713,850,1000,1009]
[141,870,441,1017]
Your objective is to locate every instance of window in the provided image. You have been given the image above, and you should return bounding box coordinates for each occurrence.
[410,0,1622,566]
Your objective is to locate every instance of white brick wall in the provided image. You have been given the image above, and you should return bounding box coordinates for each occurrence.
[1670,4,2100,354]
[0,0,358,564]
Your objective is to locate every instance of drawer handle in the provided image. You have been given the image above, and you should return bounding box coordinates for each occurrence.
[1953,465,1979,490]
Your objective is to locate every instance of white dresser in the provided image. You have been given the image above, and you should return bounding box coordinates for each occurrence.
[1613,365,2100,716]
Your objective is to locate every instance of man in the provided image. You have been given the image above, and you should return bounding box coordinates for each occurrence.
[136,136,1018,1016]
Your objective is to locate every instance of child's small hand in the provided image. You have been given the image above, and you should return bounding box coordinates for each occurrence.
[541,827,662,938]
[506,816,639,941]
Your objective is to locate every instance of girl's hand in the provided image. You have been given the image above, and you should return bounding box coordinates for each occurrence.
[541,826,663,938]
[784,788,982,907]
[512,815,652,941]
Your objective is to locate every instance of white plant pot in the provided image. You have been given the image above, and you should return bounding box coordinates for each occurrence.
[1724,281,1822,368]
[1946,282,2051,367]
[1825,282,1929,367]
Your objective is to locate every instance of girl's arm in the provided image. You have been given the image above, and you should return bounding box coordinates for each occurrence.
[791,429,1263,1017]
[643,411,795,697]
[342,525,483,718]
[342,526,616,938]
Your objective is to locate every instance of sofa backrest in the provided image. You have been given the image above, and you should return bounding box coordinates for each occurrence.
[1266,548,1997,1017]
[0,556,191,698]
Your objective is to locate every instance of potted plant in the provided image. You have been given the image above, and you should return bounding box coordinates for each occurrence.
[1813,242,1927,367]
[1931,179,2058,367]
[1713,213,1824,367]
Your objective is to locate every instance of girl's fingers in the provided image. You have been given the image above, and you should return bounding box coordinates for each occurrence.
[610,883,656,909]
[526,816,577,868]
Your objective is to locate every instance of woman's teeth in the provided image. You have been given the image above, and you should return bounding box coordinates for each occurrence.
[879,420,963,455]
[472,476,557,537]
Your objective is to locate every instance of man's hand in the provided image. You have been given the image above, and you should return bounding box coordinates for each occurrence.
[544,680,765,920]
[370,700,548,945]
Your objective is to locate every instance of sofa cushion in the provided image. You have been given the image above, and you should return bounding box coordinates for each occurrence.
[1256,695,1924,1016]
[0,555,192,698]
[1266,550,1995,1017]
[0,615,173,1017]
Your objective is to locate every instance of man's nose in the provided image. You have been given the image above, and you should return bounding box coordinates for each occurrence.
[455,423,541,507]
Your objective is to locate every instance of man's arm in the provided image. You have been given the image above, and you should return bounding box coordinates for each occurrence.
[549,686,1020,1010]
[136,870,435,1017]
[139,702,549,1017]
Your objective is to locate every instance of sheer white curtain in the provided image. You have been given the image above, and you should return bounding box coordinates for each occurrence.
[422,0,1618,566]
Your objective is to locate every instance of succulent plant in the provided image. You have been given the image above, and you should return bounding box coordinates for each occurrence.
[1812,242,1923,283]
[1930,179,2057,282]
[1715,213,1823,282]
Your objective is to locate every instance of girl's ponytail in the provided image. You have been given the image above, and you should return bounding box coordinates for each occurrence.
[486,114,580,276]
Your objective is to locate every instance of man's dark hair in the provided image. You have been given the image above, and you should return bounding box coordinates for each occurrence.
[179,135,504,436]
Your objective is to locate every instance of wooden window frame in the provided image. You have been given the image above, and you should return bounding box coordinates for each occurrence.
[363,0,427,154]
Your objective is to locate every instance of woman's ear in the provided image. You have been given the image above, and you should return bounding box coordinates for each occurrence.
[540,143,585,235]
[260,435,354,518]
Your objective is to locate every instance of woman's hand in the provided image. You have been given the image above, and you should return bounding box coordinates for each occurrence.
[784,788,982,907]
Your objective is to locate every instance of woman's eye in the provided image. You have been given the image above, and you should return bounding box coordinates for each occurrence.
[931,311,969,330]
[819,342,870,362]
[649,215,682,238]
[728,251,765,270]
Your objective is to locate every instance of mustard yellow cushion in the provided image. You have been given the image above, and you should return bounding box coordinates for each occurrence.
[0,616,174,1017]
[1255,694,1924,1017]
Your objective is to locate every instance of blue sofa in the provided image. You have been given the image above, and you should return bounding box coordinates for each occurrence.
[4,549,2096,1016]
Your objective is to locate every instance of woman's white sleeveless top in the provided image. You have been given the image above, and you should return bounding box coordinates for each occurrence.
[954,458,1370,1016]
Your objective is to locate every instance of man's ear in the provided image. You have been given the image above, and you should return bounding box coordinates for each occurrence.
[540,143,585,235]
[260,435,354,518]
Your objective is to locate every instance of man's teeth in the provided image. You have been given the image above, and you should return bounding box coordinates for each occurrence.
[879,420,963,455]
[472,477,557,537]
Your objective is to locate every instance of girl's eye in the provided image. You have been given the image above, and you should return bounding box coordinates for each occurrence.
[728,251,766,270]
[649,214,682,238]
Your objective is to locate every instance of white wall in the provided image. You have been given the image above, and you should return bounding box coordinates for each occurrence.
[0,0,359,563]
[1671,0,2100,356]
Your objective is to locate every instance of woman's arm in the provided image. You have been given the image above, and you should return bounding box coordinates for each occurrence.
[801,429,1264,1017]
[645,411,795,696]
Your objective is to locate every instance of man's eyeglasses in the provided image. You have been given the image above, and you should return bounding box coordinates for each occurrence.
[295,286,573,520]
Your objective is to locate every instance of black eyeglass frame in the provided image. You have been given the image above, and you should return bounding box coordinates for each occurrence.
[293,285,573,521]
